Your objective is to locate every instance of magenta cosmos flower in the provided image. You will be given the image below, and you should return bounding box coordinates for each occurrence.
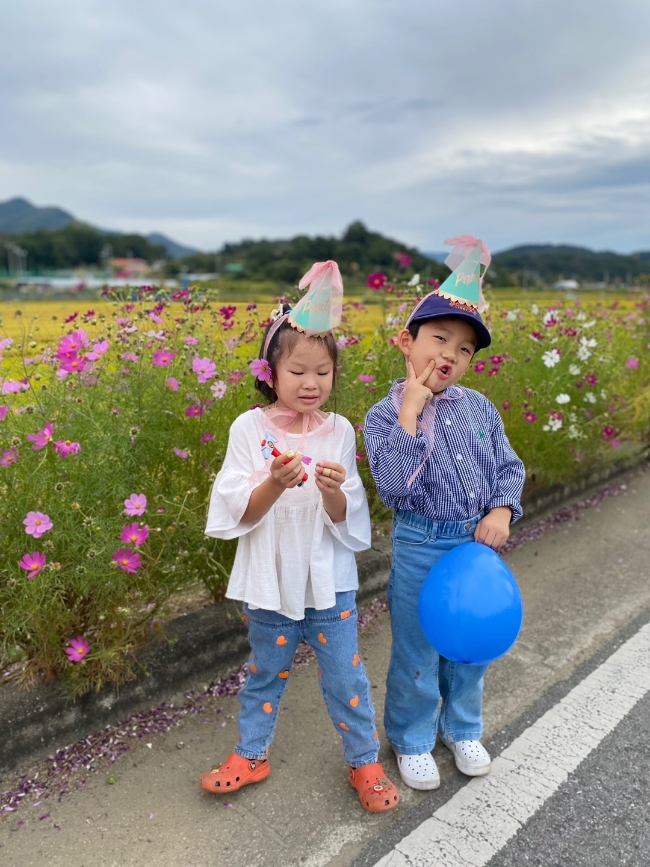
[166,377,180,391]
[395,252,412,268]
[124,493,147,516]
[0,447,18,467]
[173,447,190,459]
[192,357,217,383]
[152,349,175,367]
[249,359,272,383]
[19,551,47,577]
[602,426,616,440]
[473,360,486,374]
[0,405,8,422]
[23,511,53,538]
[367,272,386,290]
[113,547,142,573]
[53,439,81,457]
[66,636,90,663]
[200,432,215,444]
[184,335,199,346]
[120,523,150,546]
[358,374,376,383]
[26,422,54,450]
[185,404,203,417]
[626,358,639,369]
[524,412,537,423]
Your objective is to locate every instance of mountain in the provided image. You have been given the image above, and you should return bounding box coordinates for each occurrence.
[146,232,196,259]
[0,197,196,259]
[491,244,650,283]
[0,197,74,233]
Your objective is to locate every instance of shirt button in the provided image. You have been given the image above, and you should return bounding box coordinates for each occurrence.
[469,492,476,498]
[445,419,451,425]
[456,454,463,460]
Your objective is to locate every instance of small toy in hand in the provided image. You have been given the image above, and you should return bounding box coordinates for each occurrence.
[261,432,310,486]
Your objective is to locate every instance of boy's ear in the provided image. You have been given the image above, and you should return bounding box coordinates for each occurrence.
[397,328,413,357]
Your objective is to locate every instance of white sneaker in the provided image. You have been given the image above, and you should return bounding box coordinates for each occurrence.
[393,750,440,790]
[444,740,491,777]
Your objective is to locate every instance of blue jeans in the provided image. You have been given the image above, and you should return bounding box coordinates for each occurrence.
[236,591,379,768]
[385,510,489,754]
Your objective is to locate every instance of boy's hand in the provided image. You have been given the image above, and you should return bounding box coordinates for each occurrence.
[403,360,436,414]
[270,450,306,490]
[474,506,511,549]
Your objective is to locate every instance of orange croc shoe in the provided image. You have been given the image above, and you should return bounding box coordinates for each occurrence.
[199,752,270,794]
[348,762,399,812]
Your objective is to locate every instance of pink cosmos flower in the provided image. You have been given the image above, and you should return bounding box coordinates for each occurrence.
[60,354,88,374]
[626,358,639,369]
[120,523,150,546]
[124,493,147,516]
[529,331,543,342]
[427,278,440,288]
[489,355,504,366]
[53,440,81,457]
[488,368,499,377]
[148,312,163,324]
[367,272,386,290]
[200,432,215,444]
[113,547,142,573]
[247,302,257,311]
[173,447,190,459]
[602,426,616,440]
[19,551,46,577]
[358,374,376,383]
[57,329,89,356]
[502,400,511,411]
[185,404,204,417]
[249,359,272,383]
[66,636,90,662]
[166,377,180,391]
[524,412,537,423]
[0,337,13,351]
[2,380,23,394]
[226,369,245,385]
[184,336,199,346]
[26,422,54,450]
[23,511,53,538]
[210,380,227,399]
[356,452,365,461]
[152,349,175,367]
[0,406,8,422]
[86,340,109,361]
[0,447,18,466]
[585,374,598,385]
[122,352,139,363]
[193,357,217,383]
[395,252,412,268]
[473,360,486,374]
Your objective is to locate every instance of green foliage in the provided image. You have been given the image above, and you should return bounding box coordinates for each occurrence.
[492,244,650,286]
[3,222,167,271]
[0,280,648,695]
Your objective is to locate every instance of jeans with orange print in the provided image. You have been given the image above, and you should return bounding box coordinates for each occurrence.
[236,591,380,768]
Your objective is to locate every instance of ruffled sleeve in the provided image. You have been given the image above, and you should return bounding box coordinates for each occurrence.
[320,419,371,552]
[205,412,268,540]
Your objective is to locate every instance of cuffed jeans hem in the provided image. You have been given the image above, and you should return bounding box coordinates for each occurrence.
[441,731,483,744]
[234,746,268,761]
[388,740,436,756]
[348,750,381,769]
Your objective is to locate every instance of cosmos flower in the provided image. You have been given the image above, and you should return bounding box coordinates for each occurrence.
[26,421,54,450]
[210,380,227,399]
[23,511,53,538]
[173,447,190,459]
[367,272,386,290]
[124,494,147,516]
[166,377,180,391]
[66,636,90,662]
[53,440,81,457]
[358,374,376,383]
[542,348,561,368]
[192,357,217,383]
[0,447,18,466]
[112,547,142,573]
[185,404,203,417]
[19,551,46,577]
[152,349,175,367]
[249,359,272,383]
[120,523,150,546]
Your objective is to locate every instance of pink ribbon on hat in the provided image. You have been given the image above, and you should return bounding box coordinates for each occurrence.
[298,260,344,292]
[391,381,464,487]
[444,235,491,286]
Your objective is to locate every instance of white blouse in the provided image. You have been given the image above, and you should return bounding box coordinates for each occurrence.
[205,408,371,620]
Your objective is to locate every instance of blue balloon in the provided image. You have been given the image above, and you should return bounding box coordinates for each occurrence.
[418,542,523,665]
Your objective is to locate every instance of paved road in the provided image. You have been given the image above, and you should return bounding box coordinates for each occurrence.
[1,466,650,867]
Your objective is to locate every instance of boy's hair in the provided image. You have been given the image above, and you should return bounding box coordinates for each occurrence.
[407,314,479,350]
[255,303,339,403]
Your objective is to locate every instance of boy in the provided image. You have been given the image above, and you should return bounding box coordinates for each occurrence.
[364,238,525,790]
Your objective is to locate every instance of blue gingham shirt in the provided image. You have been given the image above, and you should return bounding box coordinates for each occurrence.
[364,381,525,523]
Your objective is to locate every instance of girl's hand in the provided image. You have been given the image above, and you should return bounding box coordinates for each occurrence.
[403,360,435,415]
[474,507,511,549]
[315,461,346,494]
[270,450,306,490]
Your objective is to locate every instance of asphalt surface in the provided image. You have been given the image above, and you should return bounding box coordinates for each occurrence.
[1,465,649,867]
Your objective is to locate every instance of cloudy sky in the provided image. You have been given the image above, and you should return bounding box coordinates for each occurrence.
[2,0,650,253]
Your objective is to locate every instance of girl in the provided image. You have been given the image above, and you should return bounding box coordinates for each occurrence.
[200,262,399,813]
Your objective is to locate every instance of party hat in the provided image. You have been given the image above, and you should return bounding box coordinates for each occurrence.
[289,260,343,337]
[437,235,491,313]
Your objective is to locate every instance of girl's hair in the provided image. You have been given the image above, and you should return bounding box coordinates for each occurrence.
[255,303,339,403]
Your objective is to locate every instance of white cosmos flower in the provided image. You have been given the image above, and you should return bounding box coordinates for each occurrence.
[408,274,420,286]
[568,424,583,439]
[577,345,591,361]
[582,320,596,328]
[542,348,561,368]
[531,304,539,315]
[556,394,571,404]
[505,310,517,322]
[569,365,581,376]
[584,391,597,403]
[548,417,563,431]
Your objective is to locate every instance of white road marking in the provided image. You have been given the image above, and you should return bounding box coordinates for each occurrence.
[373,622,650,867]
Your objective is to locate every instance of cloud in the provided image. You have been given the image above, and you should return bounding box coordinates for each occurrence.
[1,0,649,251]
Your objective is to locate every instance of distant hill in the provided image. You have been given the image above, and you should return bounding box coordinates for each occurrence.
[0,197,195,259]
[491,244,650,284]
[0,197,74,233]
